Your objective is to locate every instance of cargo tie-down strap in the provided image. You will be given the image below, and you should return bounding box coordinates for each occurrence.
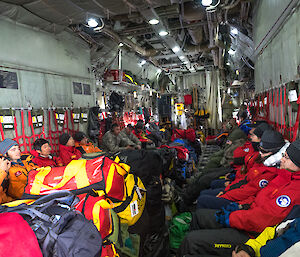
[254,84,300,142]
[0,108,81,154]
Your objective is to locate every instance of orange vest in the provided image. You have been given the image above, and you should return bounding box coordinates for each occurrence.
[0,169,13,204]
[8,154,38,199]
[75,142,102,154]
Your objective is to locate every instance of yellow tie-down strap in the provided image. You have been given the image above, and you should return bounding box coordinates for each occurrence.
[30,160,90,195]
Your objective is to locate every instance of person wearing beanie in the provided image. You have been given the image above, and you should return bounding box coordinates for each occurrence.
[0,154,13,204]
[73,131,102,154]
[58,133,82,166]
[119,125,142,150]
[0,139,38,199]
[250,122,271,151]
[177,139,300,257]
[195,130,289,210]
[31,138,63,167]
[238,109,252,135]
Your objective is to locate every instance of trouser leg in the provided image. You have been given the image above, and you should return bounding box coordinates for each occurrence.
[177,228,249,257]
[196,195,233,209]
[182,167,232,205]
[210,179,226,189]
[200,188,225,196]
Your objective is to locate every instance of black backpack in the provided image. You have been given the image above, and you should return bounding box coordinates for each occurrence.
[0,191,102,257]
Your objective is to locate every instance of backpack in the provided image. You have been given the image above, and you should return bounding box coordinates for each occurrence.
[1,191,102,257]
[169,212,192,250]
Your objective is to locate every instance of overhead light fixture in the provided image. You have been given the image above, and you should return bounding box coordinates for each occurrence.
[231,28,238,35]
[159,31,168,37]
[172,46,180,53]
[228,49,236,55]
[87,18,98,28]
[149,19,159,25]
[140,60,146,66]
[119,42,124,47]
[226,62,230,65]
[202,0,212,6]
[183,61,189,64]
[179,56,185,60]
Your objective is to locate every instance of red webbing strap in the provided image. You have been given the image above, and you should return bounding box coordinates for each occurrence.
[282,86,287,134]
[28,110,36,139]
[266,91,270,121]
[69,110,79,135]
[279,87,284,134]
[13,114,20,145]
[62,110,68,134]
[26,110,35,152]
[275,88,279,131]
[20,110,28,153]
[53,110,60,155]
[70,110,75,134]
[47,109,54,153]
[287,96,293,141]
[0,121,4,141]
[293,96,300,141]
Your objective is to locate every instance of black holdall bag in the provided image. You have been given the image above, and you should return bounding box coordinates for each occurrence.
[0,191,102,257]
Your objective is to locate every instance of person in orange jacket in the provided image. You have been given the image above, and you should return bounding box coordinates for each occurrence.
[31,138,63,167]
[73,131,102,154]
[0,155,13,204]
[58,133,82,166]
[0,139,38,199]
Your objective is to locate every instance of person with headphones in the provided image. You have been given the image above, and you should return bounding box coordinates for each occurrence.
[102,123,131,153]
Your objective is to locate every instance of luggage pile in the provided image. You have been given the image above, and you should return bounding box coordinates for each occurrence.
[1,156,147,257]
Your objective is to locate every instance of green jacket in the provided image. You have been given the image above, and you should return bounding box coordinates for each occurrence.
[119,129,141,147]
[102,131,125,153]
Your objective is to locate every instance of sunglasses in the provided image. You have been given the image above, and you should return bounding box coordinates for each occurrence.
[258,146,270,154]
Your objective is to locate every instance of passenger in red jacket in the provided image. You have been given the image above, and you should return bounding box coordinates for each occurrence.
[31,138,63,167]
[178,139,300,257]
[58,133,82,166]
[196,130,288,209]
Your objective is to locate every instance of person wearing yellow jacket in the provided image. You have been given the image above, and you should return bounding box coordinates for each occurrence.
[0,155,13,204]
[0,139,38,199]
[233,206,300,257]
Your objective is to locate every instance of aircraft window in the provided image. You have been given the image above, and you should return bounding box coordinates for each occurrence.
[73,82,82,94]
[83,84,91,95]
[0,70,18,89]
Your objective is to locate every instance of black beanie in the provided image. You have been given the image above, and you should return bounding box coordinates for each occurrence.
[73,132,86,142]
[286,139,300,168]
[260,130,285,153]
[59,133,71,145]
[253,123,271,138]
